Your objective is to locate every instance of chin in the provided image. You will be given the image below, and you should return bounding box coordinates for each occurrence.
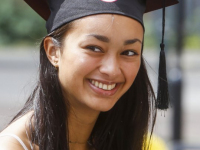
[90,101,117,112]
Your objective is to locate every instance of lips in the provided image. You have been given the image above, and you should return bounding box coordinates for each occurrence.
[88,79,120,96]
[90,79,116,91]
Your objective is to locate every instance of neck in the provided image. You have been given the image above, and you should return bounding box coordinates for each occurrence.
[68,107,100,150]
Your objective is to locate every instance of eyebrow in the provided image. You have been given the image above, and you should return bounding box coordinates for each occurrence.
[87,34,142,45]
[124,39,142,45]
[88,34,110,43]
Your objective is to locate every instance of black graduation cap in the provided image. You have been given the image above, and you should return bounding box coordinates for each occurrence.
[24,0,178,33]
[24,0,179,110]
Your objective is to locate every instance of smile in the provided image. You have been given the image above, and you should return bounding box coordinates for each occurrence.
[90,79,116,91]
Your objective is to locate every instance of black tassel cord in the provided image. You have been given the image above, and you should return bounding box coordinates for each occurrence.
[156,0,170,110]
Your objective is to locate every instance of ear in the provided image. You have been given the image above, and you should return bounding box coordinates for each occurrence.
[44,37,60,68]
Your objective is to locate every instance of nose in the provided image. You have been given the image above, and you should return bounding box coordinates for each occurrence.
[99,55,121,78]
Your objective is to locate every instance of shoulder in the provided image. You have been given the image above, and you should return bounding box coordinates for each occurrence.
[0,111,36,150]
[0,135,26,150]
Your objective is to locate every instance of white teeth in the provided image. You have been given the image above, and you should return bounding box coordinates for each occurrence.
[103,84,107,90]
[99,82,103,88]
[95,81,98,87]
[111,84,115,89]
[108,85,112,90]
[90,80,116,91]
[92,80,95,84]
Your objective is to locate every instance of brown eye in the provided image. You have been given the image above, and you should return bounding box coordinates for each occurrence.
[121,50,137,56]
[86,46,102,52]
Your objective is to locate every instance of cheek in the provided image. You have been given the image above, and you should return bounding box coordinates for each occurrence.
[59,50,100,82]
[58,52,91,98]
[123,60,141,86]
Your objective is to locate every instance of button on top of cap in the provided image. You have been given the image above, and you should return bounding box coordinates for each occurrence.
[101,0,117,2]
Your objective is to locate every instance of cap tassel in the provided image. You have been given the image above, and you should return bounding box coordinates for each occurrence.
[156,0,169,110]
[157,44,169,110]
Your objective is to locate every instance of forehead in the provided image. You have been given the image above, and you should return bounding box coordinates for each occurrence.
[70,14,144,40]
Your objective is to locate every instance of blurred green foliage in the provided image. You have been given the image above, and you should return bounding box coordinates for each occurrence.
[185,35,200,49]
[0,0,46,46]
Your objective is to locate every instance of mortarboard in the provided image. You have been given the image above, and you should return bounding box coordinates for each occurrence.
[24,0,178,33]
[24,0,179,110]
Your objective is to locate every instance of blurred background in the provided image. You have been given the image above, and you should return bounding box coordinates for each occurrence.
[0,0,199,149]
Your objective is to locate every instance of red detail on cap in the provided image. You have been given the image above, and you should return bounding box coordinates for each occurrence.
[101,0,117,2]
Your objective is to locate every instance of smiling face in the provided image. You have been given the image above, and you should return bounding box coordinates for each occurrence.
[57,14,143,112]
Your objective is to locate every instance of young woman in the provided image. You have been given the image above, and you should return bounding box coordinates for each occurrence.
[0,0,178,150]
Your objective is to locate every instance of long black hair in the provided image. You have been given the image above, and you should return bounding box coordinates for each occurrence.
[10,21,156,150]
